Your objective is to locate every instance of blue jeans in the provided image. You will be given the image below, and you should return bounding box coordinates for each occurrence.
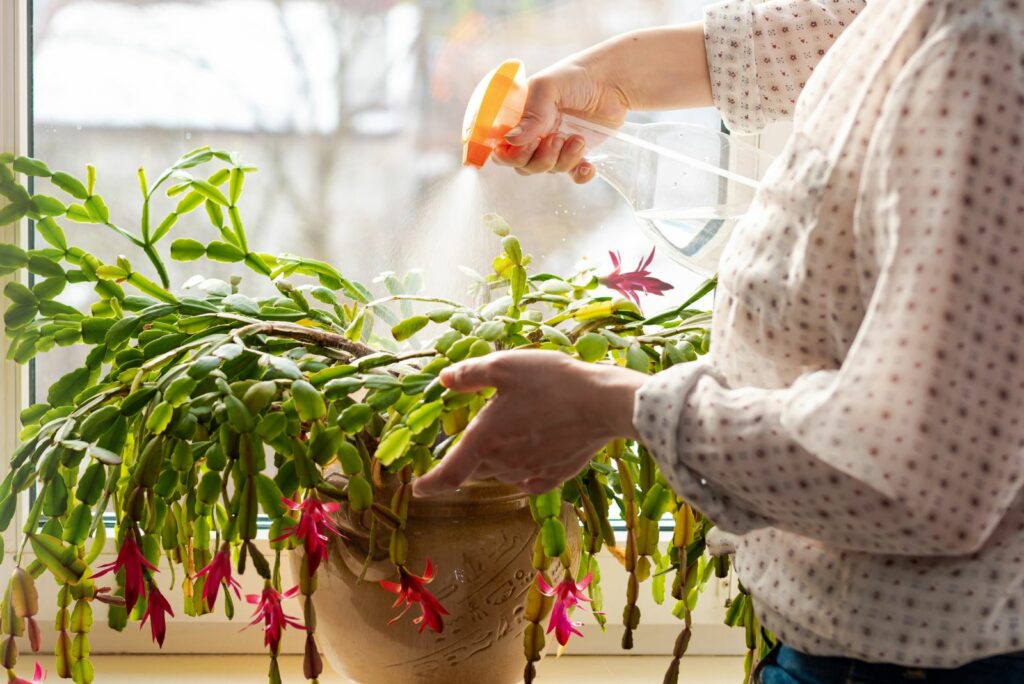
[755,644,1024,684]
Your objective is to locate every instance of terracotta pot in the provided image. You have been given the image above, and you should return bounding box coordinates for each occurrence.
[290,480,579,684]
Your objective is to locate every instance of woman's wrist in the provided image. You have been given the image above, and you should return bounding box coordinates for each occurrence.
[587,363,646,442]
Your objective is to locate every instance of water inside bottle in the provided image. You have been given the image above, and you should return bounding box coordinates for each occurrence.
[634,207,747,277]
[561,116,773,276]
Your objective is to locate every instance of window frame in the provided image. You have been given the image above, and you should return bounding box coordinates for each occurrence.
[1,0,30,569]
[1,0,748,657]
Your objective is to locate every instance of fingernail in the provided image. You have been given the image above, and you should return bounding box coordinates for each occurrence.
[504,126,523,140]
[579,165,592,176]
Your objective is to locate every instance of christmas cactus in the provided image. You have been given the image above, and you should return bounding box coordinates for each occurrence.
[0,148,771,683]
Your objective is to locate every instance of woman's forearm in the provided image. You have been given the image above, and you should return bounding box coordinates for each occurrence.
[576,22,713,112]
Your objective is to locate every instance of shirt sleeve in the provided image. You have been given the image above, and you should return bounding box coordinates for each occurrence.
[703,0,866,134]
[638,28,1024,556]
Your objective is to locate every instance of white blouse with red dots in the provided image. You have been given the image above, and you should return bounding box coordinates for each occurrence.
[635,0,1024,668]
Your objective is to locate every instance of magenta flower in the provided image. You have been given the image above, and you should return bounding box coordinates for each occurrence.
[246,583,305,655]
[537,572,593,646]
[11,662,46,684]
[140,583,174,647]
[380,559,450,635]
[272,496,344,575]
[600,248,674,305]
[92,534,157,613]
[194,545,242,610]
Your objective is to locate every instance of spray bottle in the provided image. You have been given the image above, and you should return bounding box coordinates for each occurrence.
[462,60,774,277]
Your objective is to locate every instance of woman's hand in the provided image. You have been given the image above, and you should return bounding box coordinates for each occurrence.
[492,60,629,183]
[412,351,646,497]
[493,23,713,182]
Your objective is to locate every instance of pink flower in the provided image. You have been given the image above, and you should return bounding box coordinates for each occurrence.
[600,248,674,305]
[92,534,157,613]
[272,496,344,575]
[246,583,305,655]
[11,662,46,684]
[194,545,242,610]
[140,584,174,647]
[537,572,593,646]
[380,560,449,635]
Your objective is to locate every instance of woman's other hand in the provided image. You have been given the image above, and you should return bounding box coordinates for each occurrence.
[412,351,645,497]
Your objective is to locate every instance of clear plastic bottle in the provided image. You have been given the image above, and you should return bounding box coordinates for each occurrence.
[463,60,775,277]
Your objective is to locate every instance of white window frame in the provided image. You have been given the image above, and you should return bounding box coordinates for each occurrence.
[0,0,747,658]
[1,0,30,572]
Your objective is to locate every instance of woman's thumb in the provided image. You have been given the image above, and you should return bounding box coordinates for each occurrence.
[440,358,498,393]
[504,78,561,145]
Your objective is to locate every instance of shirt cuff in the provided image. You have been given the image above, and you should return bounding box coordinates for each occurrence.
[633,360,769,534]
[703,0,765,134]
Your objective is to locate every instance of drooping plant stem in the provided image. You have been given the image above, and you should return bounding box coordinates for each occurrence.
[662,499,697,683]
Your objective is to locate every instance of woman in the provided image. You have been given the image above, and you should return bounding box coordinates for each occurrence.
[415,1,1024,681]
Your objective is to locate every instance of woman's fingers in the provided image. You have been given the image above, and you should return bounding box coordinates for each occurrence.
[571,161,596,184]
[492,138,539,168]
[413,441,480,497]
[496,134,565,175]
[495,135,589,179]
[413,415,490,497]
[416,352,640,498]
[471,461,532,482]
[552,136,587,174]
[520,134,568,174]
[440,356,503,393]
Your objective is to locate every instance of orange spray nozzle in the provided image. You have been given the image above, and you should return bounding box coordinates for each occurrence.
[461,59,528,168]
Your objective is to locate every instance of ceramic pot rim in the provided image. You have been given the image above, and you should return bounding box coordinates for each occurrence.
[407,479,529,518]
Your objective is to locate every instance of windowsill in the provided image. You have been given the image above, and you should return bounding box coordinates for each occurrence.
[24,654,746,683]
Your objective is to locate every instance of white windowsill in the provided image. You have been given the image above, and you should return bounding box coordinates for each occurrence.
[22,654,746,683]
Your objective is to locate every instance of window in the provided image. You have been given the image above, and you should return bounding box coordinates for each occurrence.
[5,0,742,655]
[28,0,720,395]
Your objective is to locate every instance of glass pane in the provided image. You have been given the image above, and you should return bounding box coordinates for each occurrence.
[31,0,718,398]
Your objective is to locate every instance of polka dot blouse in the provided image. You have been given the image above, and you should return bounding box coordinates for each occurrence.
[634,0,1024,668]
